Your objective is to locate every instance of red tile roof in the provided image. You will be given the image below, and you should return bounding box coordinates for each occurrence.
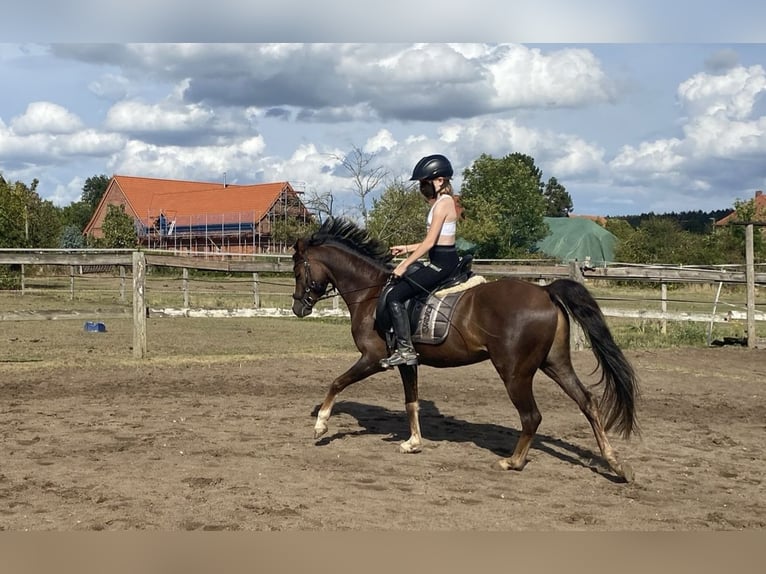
[111,175,291,222]
[84,175,302,238]
[716,190,766,225]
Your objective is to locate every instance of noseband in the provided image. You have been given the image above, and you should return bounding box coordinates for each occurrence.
[294,259,330,310]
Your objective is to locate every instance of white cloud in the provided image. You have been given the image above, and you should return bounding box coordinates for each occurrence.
[89,73,132,99]
[684,115,766,157]
[611,139,685,175]
[487,45,614,108]
[4,43,766,217]
[0,121,125,164]
[56,43,615,123]
[11,102,84,135]
[105,100,216,133]
[364,129,397,154]
[107,136,268,182]
[605,64,766,201]
[678,64,766,120]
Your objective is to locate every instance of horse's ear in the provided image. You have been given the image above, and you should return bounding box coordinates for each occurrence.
[293,238,305,253]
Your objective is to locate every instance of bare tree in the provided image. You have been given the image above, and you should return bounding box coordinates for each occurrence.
[331,145,388,227]
[304,188,335,223]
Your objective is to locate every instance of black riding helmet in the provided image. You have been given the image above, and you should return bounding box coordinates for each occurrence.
[410,154,453,181]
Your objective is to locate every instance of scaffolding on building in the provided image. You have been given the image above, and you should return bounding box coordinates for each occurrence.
[137,187,312,254]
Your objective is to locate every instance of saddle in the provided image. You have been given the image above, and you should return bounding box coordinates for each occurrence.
[375,255,482,345]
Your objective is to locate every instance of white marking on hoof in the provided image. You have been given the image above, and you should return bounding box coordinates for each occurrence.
[399,439,422,454]
[496,458,525,471]
[313,408,331,439]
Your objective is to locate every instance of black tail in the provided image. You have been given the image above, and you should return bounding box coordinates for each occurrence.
[545,278,640,439]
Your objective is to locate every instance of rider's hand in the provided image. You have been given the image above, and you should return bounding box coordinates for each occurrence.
[391,245,407,256]
[393,261,408,277]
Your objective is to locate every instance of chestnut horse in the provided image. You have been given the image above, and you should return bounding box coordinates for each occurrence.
[292,218,639,481]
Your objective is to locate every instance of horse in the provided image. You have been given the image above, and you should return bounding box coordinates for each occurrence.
[291,217,640,482]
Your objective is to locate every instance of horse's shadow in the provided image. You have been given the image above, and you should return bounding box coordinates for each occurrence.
[312,399,625,482]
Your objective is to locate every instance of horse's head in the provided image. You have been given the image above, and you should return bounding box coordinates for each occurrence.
[291,218,394,317]
[291,239,332,318]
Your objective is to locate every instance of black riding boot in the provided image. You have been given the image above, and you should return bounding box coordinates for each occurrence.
[380,300,418,368]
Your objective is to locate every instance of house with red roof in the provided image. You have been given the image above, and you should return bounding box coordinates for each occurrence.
[715,190,766,226]
[84,175,312,253]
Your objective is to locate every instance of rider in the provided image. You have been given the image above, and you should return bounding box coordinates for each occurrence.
[380,154,460,369]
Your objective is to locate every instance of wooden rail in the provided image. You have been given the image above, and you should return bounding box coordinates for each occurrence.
[2,228,765,354]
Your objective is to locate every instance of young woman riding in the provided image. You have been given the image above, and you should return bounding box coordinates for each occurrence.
[381,154,460,368]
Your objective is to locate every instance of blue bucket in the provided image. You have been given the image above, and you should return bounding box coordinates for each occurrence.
[84,321,107,333]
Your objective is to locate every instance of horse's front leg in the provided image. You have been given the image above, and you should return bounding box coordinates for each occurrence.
[398,364,422,453]
[314,356,383,439]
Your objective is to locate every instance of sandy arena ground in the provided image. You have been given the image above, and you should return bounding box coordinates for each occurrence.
[1,328,764,531]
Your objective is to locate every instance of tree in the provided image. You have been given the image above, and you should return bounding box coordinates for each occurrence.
[604,217,636,244]
[543,176,573,217]
[304,189,335,223]
[271,217,318,249]
[459,153,549,258]
[710,197,766,264]
[82,174,110,210]
[59,200,94,232]
[611,196,766,266]
[367,179,428,246]
[101,204,137,248]
[616,217,681,263]
[332,145,388,227]
[614,217,721,265]
[0,176,28,247]
[0,177,61,248]
[60,225,86,248]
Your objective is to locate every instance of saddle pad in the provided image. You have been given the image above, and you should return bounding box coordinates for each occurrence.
[411,291,465,345]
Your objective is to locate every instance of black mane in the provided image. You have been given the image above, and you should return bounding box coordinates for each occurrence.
[304,217,394,267]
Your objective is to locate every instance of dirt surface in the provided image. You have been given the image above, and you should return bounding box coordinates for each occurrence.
[1,343,764,531]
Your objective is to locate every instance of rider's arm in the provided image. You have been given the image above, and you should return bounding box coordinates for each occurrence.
[393,201,449,276]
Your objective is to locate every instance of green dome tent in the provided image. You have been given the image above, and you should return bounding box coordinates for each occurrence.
[536,217,617,266]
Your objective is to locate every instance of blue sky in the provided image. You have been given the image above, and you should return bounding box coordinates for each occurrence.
[2,2,766,219]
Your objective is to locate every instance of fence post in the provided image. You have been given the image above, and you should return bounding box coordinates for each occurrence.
[133,251,147,359]
[661,283,668,335]
[745,224,757,348]
[70,265,75,301]
[182,267,190,309]
[568,261,585,351]
[253,272,260,308]
[21,263,25,295]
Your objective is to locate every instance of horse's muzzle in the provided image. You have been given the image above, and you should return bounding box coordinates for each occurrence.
[292,300,313,318]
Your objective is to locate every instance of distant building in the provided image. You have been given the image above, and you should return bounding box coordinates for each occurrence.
[83,175,313,253]
[715,190,766,226]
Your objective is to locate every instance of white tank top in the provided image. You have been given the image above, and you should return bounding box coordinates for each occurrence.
[427,194,457,236]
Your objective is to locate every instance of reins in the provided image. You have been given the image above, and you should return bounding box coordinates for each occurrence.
[293,258,388,309]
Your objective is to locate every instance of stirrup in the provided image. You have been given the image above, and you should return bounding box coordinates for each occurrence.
[380,349,419,369]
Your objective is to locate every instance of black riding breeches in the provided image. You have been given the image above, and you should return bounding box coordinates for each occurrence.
[387,245,459,303]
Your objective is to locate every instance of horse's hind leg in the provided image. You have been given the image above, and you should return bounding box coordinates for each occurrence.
[542,337,634,481]
[314,356,383,439]
[493,365,541,471]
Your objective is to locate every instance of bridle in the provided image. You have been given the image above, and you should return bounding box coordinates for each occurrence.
[293,258,332,310]
[292,254,392,311]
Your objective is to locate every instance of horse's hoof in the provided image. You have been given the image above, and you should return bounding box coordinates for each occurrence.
[313,427,328,440]
[619,462,635,483]
[399,441,422,454]
[496,458,525,471]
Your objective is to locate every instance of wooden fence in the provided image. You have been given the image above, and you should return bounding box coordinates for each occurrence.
[2,230,765,357]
